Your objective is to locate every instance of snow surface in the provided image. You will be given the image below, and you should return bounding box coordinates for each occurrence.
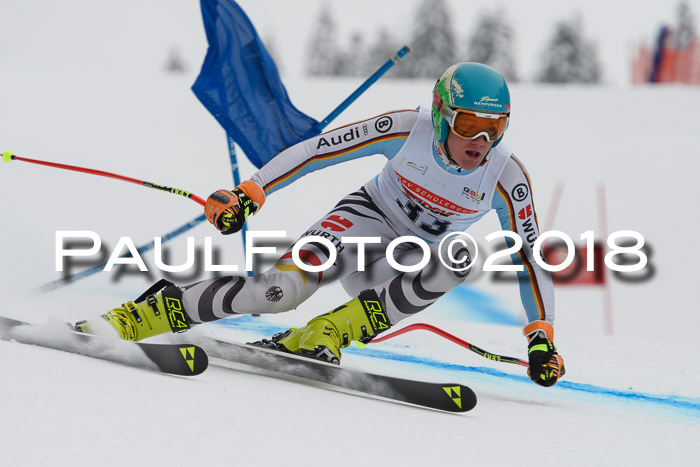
[1,2,699,466]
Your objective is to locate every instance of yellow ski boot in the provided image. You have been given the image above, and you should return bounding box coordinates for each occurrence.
[75,280,190,341]
[256,289,391,364]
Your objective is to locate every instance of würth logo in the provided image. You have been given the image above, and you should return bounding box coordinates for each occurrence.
[518,204,533,220]
[321,215,354,232]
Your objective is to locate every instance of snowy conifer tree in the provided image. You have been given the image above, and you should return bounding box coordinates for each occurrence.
[164,46,186,74]
[341,32,370,77]
[367,28,404,78]
[537,14,602,84]
[306,4,341,76]
[467,9,518,82]
[263,34,283,75]
[399,0,457,78]
[673,0,696,49]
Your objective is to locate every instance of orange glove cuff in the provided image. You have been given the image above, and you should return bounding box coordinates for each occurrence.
[523,320,554,342]
[237,180,265,211]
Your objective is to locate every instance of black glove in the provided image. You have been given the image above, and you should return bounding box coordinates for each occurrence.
[205,181,265,235]
[524,321,565,387]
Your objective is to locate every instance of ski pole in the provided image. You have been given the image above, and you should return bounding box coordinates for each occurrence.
[1,150,206,206]
[368,323,529,367]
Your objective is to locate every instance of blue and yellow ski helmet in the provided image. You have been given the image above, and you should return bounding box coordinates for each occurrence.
[432,63,511,146]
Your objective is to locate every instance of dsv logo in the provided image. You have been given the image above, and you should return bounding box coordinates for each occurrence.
[375,116,393,133]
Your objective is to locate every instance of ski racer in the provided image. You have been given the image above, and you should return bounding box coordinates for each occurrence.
[78,63,565,387]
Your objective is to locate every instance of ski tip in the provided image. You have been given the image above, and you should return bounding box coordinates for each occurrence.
[2,150,13,163]
[175,344,209,376]
[442,384,477,412]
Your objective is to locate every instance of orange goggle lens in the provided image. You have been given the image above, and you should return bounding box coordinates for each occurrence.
[450,109,508,142]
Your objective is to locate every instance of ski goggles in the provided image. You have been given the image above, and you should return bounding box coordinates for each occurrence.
[442,107,509,142]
